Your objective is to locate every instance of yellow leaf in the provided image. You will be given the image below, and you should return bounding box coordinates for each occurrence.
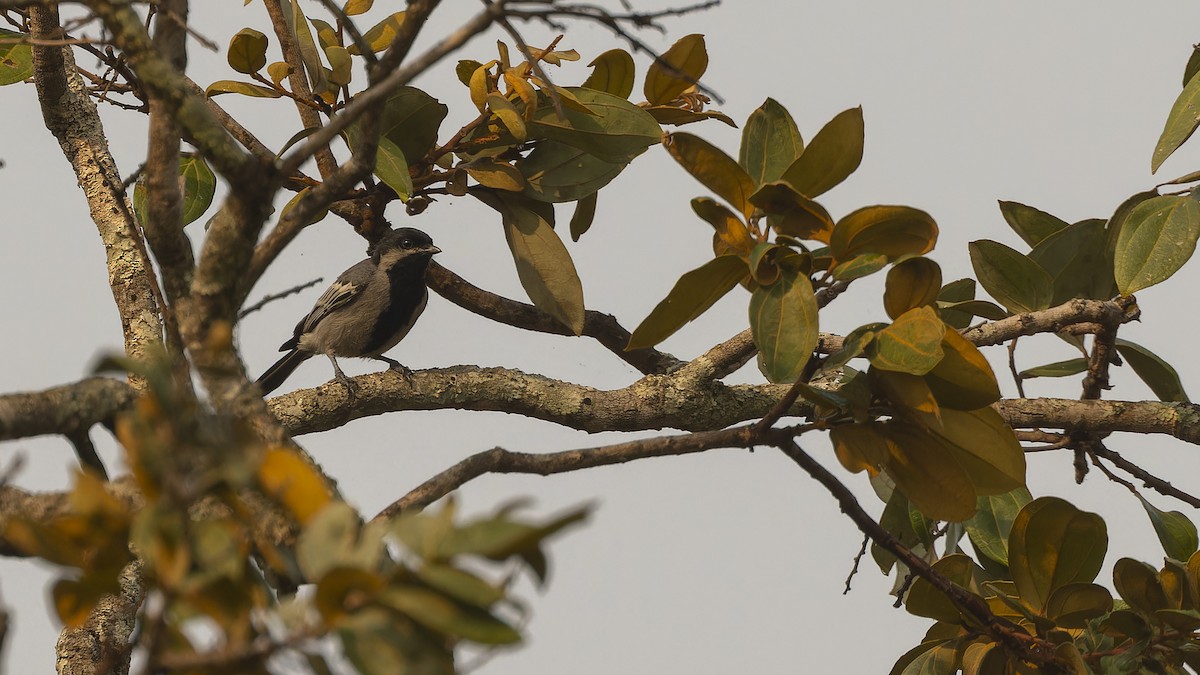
[258,448,333,526]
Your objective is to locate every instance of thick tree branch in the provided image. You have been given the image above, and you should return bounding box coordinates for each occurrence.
[961,298,1138,347]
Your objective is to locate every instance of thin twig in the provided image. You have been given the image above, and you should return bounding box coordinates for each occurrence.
[238,277,324,319]
[843,534,869,595]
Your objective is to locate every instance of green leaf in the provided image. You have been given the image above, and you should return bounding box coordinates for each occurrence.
[1153,69,1200,173]
[926,407,1025,495]
[417,565,504,609]
[884,257,942,320]
[1028,219,1113,303]
[519,141,624,203]
[1044,583,1114,628]
[1114,338,1190,402]
[965,487,1032,567]
[831,253,889,281]
[287,0,328,94]
[739,98,804,186]
[339,608,450,675]
[376,86,447,164]
[889,641,956,675]
[780,107,864,198]
[749,268,819,383]
[1008,497,1108,612]
[1113,558,1170,613]
[1185,46,1200,88]
[379,586,520,644]
[581,48,634,99]
[1113,194,1200,294]
[326,45,352,86]
[831,205,938,262]
[0,28,33,86]
[1019,359,1089,379]
[1139,496,1199,561]
[748,182,833,241]
[526,87,660,164]
[227,28,269,74]
[569,192,597,242]
[643,34,708,105]
[205,80,282,98]
[867,306,945,375]
[627,255,748,350]
[906,553,977,622]
[664,132,756,220]
[884,422,977,521]
[873,489,923,574]
[967,240,1053,313]
[372,136,413,199]
[178,154,216,225]
[643,106,736,128]
[924,329,1000,410]
[997,201,1069,248]
[934,300,1009,322]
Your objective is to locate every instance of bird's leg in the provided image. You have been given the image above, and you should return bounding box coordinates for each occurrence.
[373,355,414,382]
[326,353,359,398]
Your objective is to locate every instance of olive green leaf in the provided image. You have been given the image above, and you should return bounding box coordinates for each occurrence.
[925,407,1025,495]
[1104,190,1158,263]
[1008,497,1108,612]
[831,253,889,281]
[644,33,707,105]
[371,137,412,199]
[285,0,327,94]
[627,255,749,350]
[1028,219,1112,303]
[968,240,1053,314]
[965,487,1032,567]
[867,306,945,375]
[0,28,33,86]
[643,106,736,128]
[664,132,756,220]
[205,80,282,98]
[691,197,753,254]
[1185,46,1200,88]
[739,98,804,186]
[749,267,818,383]
[1045,583,1114,628]
[178,154,216,225]
[780,107,864,198]
[473,190,585,335]
[227,28,269,74]
[748,182,833,242]
[830,423,889,474]
[582,48,635,99]
[937,279,976,330]
[822,323,885,373]
[1113,194,1200,295]
[884,423,977,521]
[570,192,597,242]
[889,640,958,675]
[1153,69,1200,173]
[487,93,526,142]
[924,329,1000,410]
[462,157,524,192]
[905,553,978,623]
[527,88,660,164]
[884,257,942,320]
[1139,496,1199,561]
[310,18,338,51]
[997,201,1069,248]
[831,205,938,263]
[935,300,1009,323]
[378,585,520,644]
[325,45,352,86]
[348,12,406,55]
[1114,338,1190,402]
[1019,359,1089,379]
[519,140,623,203]
[1113,558,1170,614]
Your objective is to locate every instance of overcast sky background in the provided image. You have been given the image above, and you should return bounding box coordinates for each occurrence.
[5,1,1200,673]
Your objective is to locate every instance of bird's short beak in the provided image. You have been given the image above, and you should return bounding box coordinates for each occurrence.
[429,245,442,255]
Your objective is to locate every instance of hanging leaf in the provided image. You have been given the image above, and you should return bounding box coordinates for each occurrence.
[968,240,1053,313]
[905,553,978,623]
[780,107,864,198]
[227,28,269,74]
[748,181,833,241]
[691,197,753,254]
[581,48,634,99]
[1114,338,1190,402]
[924,407,1025,495]
[627,255,748,350]
[749,267,819,383]
[739,98,804,186]
[569,192,597,242]
[1019,359,1089,379]
[371,137,412,199]
[1113,194,1200,295]
[829,423,889,474]
[936,279,976,330]
[0,28,33,86]
[1152,69,1200,173]
[884,423,977,521]
[347,12,407,55]
[462,157,524,192]
[924,329,1000,410]
[1008,497,1108,612]
[830,205,938,263]
[664,132,756,220]
[287,0,328,94]
[883,257,942,320]
[965,487,1032,567]
[643,34,708,105]
[178,154,217,225]
[1139,496,1199,561]
[997,201,1069,248]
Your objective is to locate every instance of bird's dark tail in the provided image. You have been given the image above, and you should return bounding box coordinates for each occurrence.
[256,349,311,396]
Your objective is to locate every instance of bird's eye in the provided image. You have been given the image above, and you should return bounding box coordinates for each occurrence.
[401,239,413,248]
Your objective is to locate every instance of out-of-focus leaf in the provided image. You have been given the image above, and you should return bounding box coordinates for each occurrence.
[1113,557,1170,613]
[867,306,945,375]
[749,181,833,241]
[259,448,333,527]
[0,28,33,86]
[780,107,864,198]
[205,80,282,98]
[339,607,452,675]
[968,240,1053,313]
[1153,69,1200,172]
[348,11,406,55]
[749,268,818,383]
[627,255,748,349]
[643,33,707,105]
[380,586,521,644]
[1139,496,1199,561]
[965,487,1032,567]
[178,154,217,225]
[924,329,1000,410]
[570,192,597,242]
[1114,194,1200,294]
[997,200,1069,248]
[227,28,269,74]
[740,98,803,186]
[1028,219,1113,303]
[831,205,938,263]
[664,132,756,219]
[1008,497,1108,612]
[582,48,634,98]
[905,553,977,623]
[519,140,623,203]
[884,257,942,320]
[1019,359,1089,379]
[1114,338,1190,402]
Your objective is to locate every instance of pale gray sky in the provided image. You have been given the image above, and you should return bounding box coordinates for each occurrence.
[4,2,1200,673]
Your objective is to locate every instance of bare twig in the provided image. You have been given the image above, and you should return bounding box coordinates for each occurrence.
[843,534,869,595]
[239,277,324,319]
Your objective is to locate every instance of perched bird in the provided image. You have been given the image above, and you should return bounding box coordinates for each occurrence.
[256,227,441,396]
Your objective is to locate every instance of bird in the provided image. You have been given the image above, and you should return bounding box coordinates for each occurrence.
[256,227,441,397]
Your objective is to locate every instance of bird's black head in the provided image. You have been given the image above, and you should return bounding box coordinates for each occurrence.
[371,227,441,269]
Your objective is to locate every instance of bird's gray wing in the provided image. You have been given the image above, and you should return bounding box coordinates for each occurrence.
[286,259,374,343]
